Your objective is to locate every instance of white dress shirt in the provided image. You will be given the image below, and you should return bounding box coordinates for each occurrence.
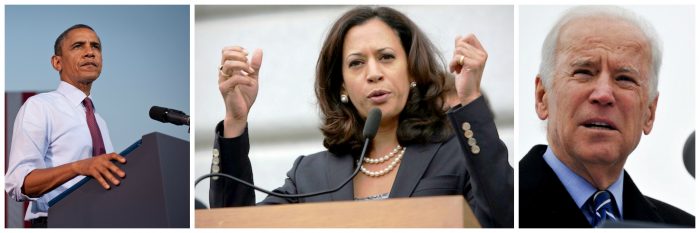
[5,81,114,220]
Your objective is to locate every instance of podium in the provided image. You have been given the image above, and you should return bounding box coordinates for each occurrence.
[47,132,189,228]
[196,195,480,228]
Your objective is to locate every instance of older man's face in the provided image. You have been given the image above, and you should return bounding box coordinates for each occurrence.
[538,17,658,170]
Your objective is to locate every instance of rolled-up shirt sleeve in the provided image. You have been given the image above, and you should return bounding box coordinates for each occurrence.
[5,99,49,202]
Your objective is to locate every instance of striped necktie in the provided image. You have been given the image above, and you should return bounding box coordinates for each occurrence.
[589,190,619,227]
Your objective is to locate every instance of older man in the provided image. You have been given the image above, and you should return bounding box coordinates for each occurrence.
[519,6,694,228]
[5,24,127,228]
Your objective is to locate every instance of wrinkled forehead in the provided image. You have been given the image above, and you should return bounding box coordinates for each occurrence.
[556,16,652,68]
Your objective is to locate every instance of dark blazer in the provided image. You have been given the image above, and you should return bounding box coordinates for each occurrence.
[520,145,694,228]
[209,96,513,228]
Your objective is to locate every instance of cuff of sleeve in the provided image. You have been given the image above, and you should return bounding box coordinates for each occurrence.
[8,166,40,201]
[215,120,249,144]
[447,95,496,156]
[213,120,251,174]
[447,95,494,122]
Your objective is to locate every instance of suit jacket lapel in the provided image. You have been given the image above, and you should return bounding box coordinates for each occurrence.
[389,142,440,198]
[520,145,591,227]
[326,152,355,201]
[622,171,664,223]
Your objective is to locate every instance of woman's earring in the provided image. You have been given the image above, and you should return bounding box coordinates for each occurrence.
[340,94,349,103]
[410,81,417,88]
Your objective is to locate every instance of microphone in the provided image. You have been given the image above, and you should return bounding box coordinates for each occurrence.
[149,106,190,126]
[683,131,694,178]
[363,108,382,139]
[194,108,382,200]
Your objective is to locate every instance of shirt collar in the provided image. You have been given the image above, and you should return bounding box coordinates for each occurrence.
[56,81,90,107]
[543,147,624,217]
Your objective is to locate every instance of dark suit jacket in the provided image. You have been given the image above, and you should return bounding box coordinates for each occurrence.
[208,96,513,227]
[520,145,694,228]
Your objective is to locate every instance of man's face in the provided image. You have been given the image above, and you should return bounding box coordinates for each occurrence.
[53,28,102,85]
[536,17,658,173]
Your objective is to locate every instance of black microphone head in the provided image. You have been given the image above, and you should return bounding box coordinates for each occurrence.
[363,108,382,139]
[149,106,168,123]
[683,131,695,178]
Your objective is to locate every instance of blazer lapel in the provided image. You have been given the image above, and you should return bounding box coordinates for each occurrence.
[389,142,441,198]
[326,152,355,201]
[520,145,591,227]
[622,171,664,223]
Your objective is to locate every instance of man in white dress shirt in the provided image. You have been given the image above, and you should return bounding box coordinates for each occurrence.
[5,24,127,227]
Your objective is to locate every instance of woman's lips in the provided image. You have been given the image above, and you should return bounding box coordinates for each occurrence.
[367,90,391,104]
[369,93,390,104]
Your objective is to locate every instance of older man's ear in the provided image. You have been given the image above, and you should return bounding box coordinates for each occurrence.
[643,94,659,135]
[535,76,549,120]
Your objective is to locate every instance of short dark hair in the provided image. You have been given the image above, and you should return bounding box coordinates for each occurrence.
[54,24,97,56]
[315,6,451,156]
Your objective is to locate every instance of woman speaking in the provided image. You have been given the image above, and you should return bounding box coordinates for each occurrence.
[209,6,513,227]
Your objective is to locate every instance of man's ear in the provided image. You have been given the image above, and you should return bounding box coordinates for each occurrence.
[535,76,549,120]
[51,55,62,73]
[643,93,659,135]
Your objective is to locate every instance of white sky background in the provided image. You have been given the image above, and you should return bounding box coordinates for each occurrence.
[519,6,695,215]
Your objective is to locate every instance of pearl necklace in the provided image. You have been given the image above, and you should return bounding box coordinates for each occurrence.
[360,146,406,177]
[363,145,402,164]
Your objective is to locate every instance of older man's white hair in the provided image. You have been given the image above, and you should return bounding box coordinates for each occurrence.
[538,6,663,102]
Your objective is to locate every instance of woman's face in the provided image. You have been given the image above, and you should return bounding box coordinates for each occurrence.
[341,18,411,123]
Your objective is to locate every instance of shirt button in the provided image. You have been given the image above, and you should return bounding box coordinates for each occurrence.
[212,148,220,157]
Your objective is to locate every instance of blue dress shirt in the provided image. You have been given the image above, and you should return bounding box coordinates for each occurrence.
[543,147,624,225]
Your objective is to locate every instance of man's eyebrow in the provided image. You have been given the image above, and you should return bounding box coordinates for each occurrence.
[569,58,596,67]
[616,66,640,75]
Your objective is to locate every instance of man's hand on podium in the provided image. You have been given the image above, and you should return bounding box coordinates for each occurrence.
[22,153,128,198]
[72,153,127,189]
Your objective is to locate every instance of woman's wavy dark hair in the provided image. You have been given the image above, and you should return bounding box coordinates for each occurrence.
[315,6,452,156]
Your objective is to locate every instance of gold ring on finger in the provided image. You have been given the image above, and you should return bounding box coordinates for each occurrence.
[459,55,465,66]
[219,65,231,78]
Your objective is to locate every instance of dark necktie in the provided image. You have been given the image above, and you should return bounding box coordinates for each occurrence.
[83,97,106,156]
[588,190,620,227]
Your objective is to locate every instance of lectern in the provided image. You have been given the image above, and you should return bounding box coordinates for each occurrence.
[196,195,480,228]
[47,132,189,228]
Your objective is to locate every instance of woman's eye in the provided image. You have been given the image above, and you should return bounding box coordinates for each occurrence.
[380,54,395,61]
[349,60,363,68]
